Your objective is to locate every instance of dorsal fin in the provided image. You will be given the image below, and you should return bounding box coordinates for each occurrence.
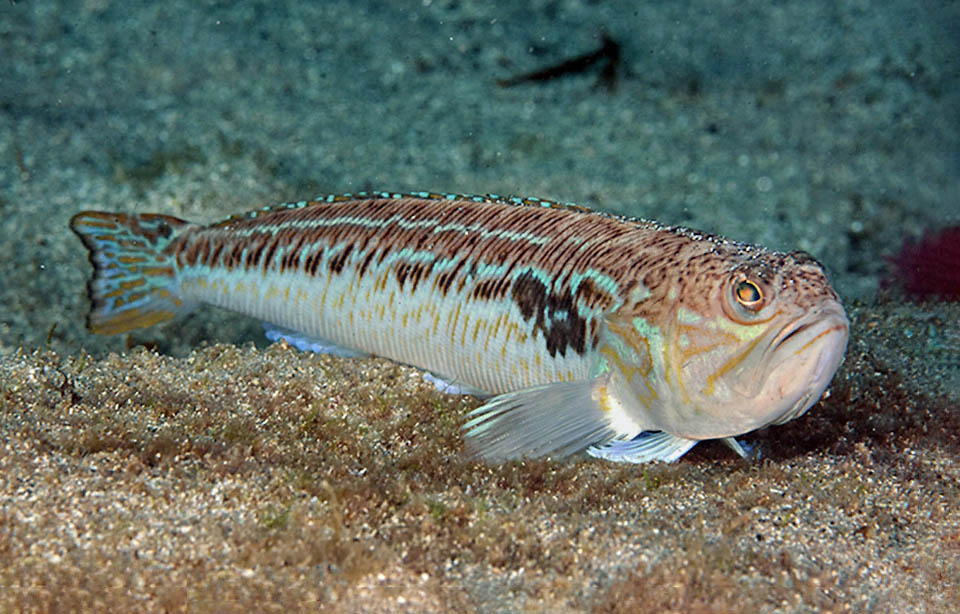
[211,190,740,250]
[215,190,598,227]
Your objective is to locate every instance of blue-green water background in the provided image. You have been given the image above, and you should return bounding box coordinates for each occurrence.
[1,0,958,358]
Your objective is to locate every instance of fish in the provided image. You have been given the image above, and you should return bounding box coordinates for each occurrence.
[70,191,850,463]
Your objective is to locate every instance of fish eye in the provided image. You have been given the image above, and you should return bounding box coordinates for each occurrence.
[734,279,763,310]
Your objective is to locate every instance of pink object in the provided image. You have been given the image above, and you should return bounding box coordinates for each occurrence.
[888,226,960,300]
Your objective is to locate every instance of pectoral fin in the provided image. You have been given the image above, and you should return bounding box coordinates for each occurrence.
[721,437,752,459]
[462,377,646,461]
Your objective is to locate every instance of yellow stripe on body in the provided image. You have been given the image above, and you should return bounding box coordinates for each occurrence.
[701,331,769,397]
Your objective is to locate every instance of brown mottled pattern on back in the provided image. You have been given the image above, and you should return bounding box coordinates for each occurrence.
[164,194,830,359]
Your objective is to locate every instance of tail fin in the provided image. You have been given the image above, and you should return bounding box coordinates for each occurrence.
[70,211,197,335]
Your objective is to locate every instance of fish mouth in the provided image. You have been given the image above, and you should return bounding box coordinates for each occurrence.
[772,320,813,350]
[765,302,849,425]
[769,303,848,358]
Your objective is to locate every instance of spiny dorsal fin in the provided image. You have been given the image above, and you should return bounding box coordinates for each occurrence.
[216,190,597,226]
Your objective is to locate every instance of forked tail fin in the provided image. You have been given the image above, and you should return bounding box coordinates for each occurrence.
[70,211,198,335]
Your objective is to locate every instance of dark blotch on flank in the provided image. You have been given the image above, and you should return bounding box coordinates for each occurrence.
[436,272,456,296]
[209,242,224,267]
[406,262,430,291]
[281,235,308,272]
[435,258,468,297]
[390,259,436,292]
[181,239,200,267]
[228,242,245,270]
[198,237,211,266]
[328,244,353,275]
[247,239,266,269]
[306,248,324,276]
[510,270,589,358]
[262,238,280,271]
[357,251,377,279]
[472,277,509,301]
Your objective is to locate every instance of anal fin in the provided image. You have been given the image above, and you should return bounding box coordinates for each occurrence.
[422,372,490,397]
[263,322,369,358]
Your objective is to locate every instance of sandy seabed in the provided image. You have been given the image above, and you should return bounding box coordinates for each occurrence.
[1,301,958,613]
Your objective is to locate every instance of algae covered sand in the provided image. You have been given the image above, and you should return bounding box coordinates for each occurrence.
[1,301,958,613]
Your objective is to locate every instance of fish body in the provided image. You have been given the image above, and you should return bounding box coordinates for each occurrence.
[70,191,849,463]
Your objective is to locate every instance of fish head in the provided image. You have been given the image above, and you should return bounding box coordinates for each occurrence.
[615,248,849,439]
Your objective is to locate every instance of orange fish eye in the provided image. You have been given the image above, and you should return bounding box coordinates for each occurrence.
[734,279,763,309]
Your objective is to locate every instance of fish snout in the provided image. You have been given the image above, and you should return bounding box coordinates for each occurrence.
[767,303,849,425]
